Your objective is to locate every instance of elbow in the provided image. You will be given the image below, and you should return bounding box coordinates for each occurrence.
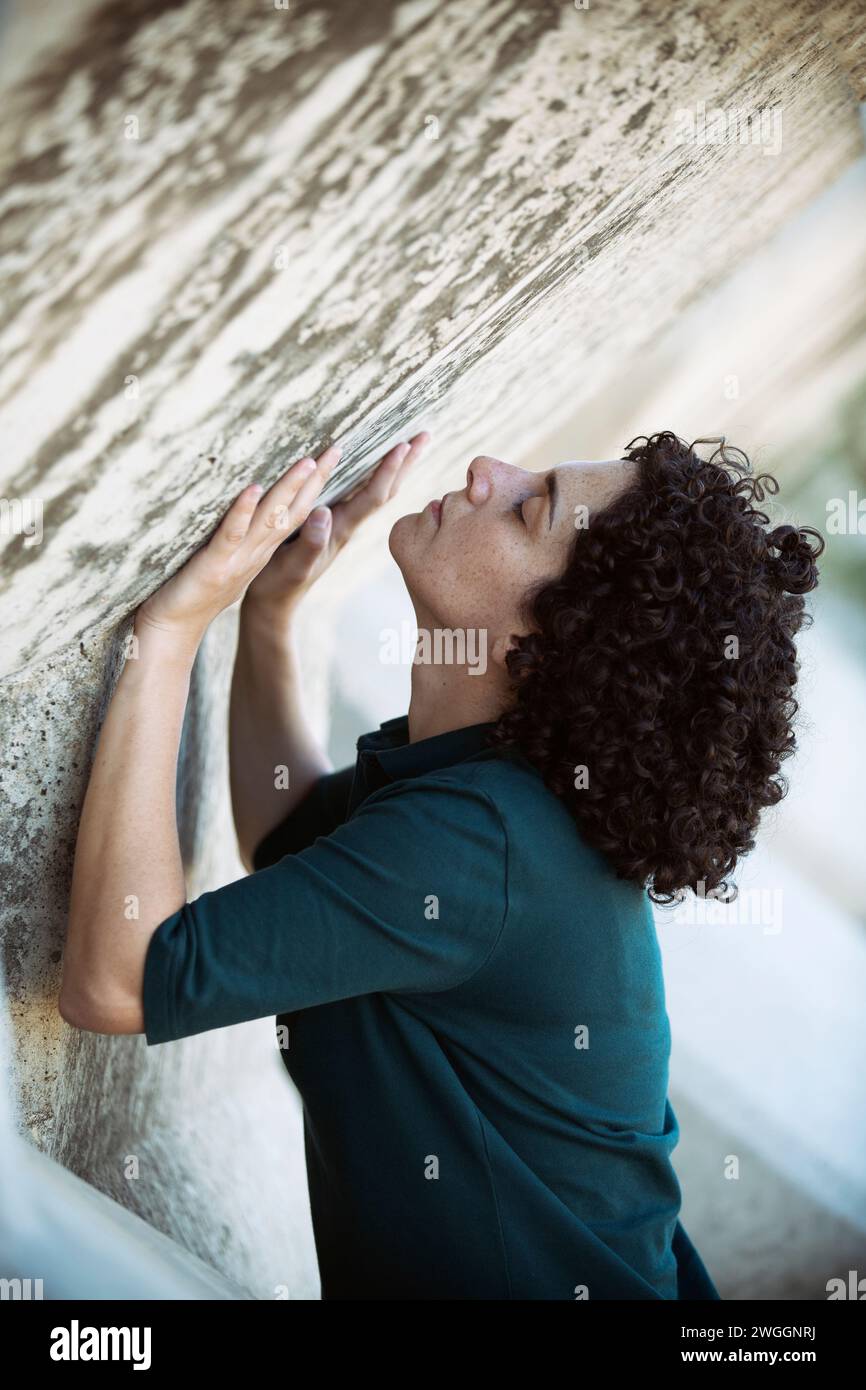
[58,985,144,1036]
[57,986,103,1032]
[57,990,89,1031]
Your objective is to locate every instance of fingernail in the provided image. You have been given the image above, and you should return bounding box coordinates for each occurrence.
[300,458,317,473]
[309,509,330,528]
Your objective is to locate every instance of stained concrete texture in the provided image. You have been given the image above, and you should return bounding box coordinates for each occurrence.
[0,950,251,1299]
[1,0,864,1296]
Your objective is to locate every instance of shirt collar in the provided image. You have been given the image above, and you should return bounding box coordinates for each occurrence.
[356,712,499,784]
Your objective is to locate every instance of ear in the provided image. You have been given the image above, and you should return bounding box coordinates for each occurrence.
[490,632,524,670]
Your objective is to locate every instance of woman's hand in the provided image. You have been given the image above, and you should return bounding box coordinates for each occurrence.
[244,432,430,621]
[136,445,341,645]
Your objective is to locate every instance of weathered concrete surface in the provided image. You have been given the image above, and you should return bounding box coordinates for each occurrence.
[3,0,864,669]
[0,952,251,1299]
[1,0,864,1295]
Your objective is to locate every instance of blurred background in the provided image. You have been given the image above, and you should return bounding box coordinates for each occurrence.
[1,0,864,1301]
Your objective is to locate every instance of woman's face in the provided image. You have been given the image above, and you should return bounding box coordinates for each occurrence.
[389,454,637,640]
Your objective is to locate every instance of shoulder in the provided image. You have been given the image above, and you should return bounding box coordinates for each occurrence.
[355,759,509,841]
[357,745,575,837]
[344,761,511,905]
[356,748,584,875]
[448,746,577,838]
[447,747,646,894]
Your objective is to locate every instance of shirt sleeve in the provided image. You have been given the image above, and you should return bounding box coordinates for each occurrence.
[142,772,508,1045]
[252,764,356,870]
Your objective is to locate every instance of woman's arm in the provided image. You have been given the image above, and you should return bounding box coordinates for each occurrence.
[59,448,339,1033]
[230,605,333,873]
[229,432,429,870]
[60,621,199,1033]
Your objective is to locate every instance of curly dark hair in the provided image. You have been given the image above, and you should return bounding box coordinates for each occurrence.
[485,431,824,904]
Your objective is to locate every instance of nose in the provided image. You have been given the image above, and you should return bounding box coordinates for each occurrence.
[466,454,513,496]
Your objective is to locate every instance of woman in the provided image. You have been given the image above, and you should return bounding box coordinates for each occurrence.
[60,429,822,1300]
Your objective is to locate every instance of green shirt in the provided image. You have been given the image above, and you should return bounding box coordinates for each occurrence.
[143,713,720,1301]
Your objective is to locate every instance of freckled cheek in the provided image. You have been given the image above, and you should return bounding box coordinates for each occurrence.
[466,540,528,615]
[444,531,512,585]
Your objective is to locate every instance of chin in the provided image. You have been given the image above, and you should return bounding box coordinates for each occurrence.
[388,513,413,563]
[389,519,408,567]
[389,517,431,599]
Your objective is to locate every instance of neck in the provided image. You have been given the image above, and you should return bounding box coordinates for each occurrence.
[405,614,511,743]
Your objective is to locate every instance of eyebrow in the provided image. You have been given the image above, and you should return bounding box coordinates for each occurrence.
[543,470,559,531]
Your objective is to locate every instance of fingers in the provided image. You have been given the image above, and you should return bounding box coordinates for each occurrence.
[218,430,426,563]
[352,441,411,508]
[332,432,430,541]
[385,429,429,500]
[300,506,332,551]
[253,445,341,544]
[215,483,265,549]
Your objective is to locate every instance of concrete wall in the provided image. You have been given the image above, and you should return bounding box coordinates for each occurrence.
[1,0,863,1296]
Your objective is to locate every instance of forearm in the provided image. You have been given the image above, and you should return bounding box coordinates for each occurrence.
[61,620,200,1030]
[229,599,332,869]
